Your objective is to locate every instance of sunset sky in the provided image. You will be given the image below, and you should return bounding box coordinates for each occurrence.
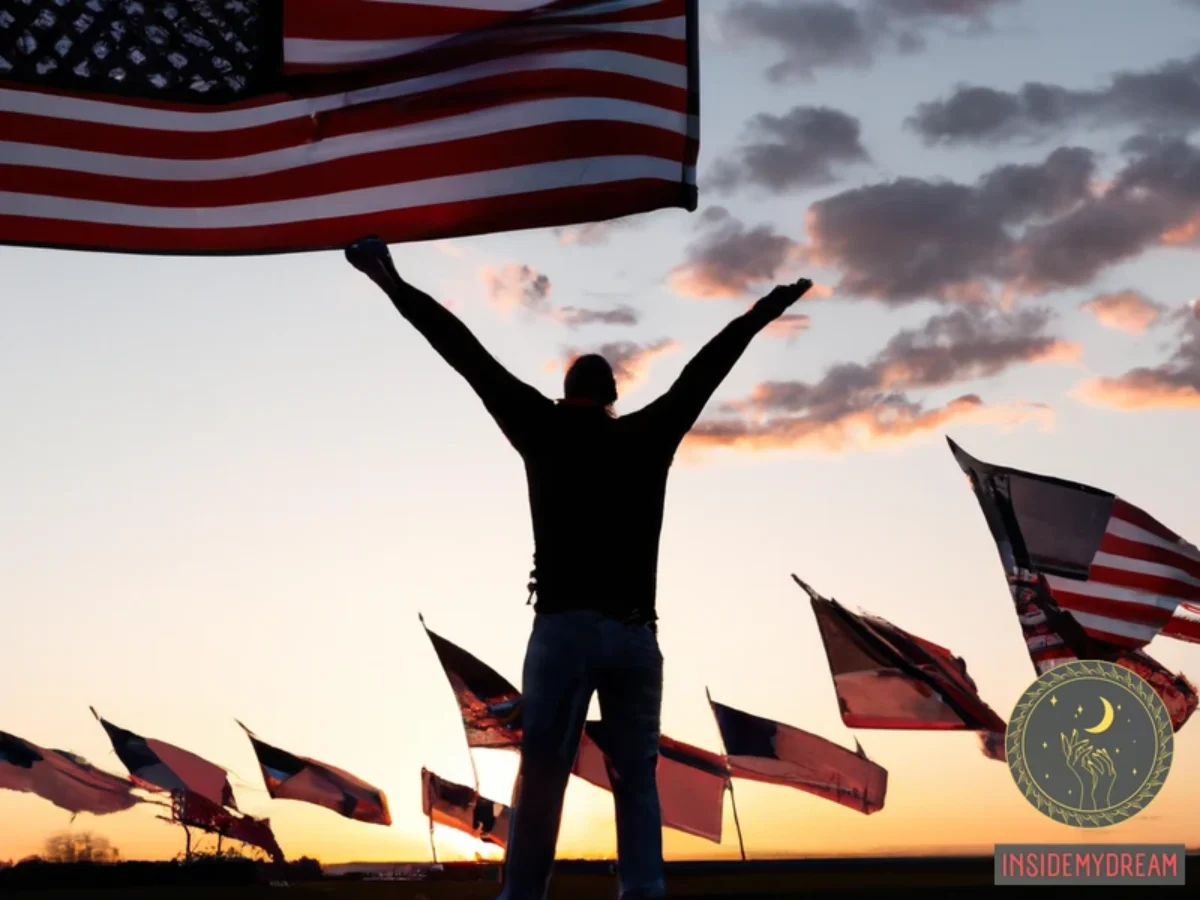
[3,0,1200,866]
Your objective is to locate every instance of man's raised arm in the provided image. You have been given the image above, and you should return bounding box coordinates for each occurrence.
[345,237,549,448]
[646,279,813,439]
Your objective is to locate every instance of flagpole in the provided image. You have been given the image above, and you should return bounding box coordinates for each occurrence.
[705,687,747,862]
[467,746,482,796]
[420,612,484,796]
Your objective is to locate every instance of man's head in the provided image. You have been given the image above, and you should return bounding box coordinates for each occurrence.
[562,354,618,408]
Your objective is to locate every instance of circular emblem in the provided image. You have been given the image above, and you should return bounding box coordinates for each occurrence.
[1006,660,1173,827]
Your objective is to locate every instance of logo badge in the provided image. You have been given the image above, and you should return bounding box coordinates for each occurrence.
[1006,660,1173,827]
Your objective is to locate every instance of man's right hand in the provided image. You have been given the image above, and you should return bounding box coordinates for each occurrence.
[346,235,404,294]
[754,278,813,319]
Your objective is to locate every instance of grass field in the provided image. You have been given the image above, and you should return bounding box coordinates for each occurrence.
[1,855,1195,897]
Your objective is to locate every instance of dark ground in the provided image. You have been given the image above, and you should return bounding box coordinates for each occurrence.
[0,854,1193,897]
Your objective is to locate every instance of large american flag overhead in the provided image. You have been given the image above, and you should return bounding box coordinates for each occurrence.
[0,0,699,254]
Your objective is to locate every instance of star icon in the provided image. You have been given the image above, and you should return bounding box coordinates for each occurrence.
[1042,741,1048,749]
[1133,768,1138,776]
[1077,705,1084,715]
[1115,748,1120,755]
[1050,696,1058,706]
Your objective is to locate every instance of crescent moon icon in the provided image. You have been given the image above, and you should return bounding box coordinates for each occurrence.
[1085,697,1115,734]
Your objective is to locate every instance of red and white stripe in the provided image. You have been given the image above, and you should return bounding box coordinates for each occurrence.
[1164,601,1200,644]
[0,0,697,254]
[1045,498,1200,649]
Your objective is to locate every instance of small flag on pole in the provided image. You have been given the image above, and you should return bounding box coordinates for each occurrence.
[797,576,1008,745]
[707,698,887,814]
[0,730,143,816]
[238,721,391,826]
[421,615,523,749]
[421,768,511,848]
[91,708,238,809]
[572,722,727,843]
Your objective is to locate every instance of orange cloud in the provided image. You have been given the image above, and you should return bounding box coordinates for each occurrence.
[1079,290,1165,334]
[1072,374,1200,410]
[681,395,1052,458]
[478,263,551,314]
[763,313,812,339]
[667,207,808,299]
[1161,216,1200,246]
[1072,302,1200,410]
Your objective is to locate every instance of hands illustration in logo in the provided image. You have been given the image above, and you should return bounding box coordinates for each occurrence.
[1062,729,1118,810]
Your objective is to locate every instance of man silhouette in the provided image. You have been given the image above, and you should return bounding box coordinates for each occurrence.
[346,236,811,900]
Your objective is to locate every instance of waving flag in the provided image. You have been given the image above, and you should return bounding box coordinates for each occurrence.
[91,708,236,809]
[421,768,511,848]
[1165,602,1200,644]
[798,576,1007,739]
[174,791,285,863]
[949,439,1200,650]
[0,731,142,817]
[422,615,522,749]
[0,0,699,255]
[572,722,726,843]
[238,722,390,826]
[707,699,886,815]
[950,440,1197,730]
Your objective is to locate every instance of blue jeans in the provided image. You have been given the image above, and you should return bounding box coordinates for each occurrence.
[498,610,665,900]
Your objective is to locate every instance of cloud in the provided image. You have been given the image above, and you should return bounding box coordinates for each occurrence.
[1079,290,1166,334]
[479,264,639,329]
[764,313,813,340]
[550,305,641,328]
[720,0,1016,82]
[668,207,803,298]
[548,339,682,393]
[684,395,1051,456]
[1074,303,1200,409]
[554,218,634,246]
[708,106,870,194]
[908,52,1200,144]
[805,138,1200,304]
[805,145,1096,303]
[683,305,1072,455]
[479,263,551,314]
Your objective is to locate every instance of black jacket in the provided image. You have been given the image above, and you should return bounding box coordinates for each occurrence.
[390,283,777,623]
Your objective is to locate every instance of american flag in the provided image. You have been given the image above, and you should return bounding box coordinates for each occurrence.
[1165,601,1200,644]
[0,0,699,254]
[950,439,1200,651]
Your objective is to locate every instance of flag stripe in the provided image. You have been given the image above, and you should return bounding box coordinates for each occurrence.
[1164,602,1200,644]
[285,0,676,41]
[3,81,688,166]
[1,155,683,229]
[1,177,679,255]
[1112,498,1189,546]
[284,30,687,75]
[1050,498,1200,648]
[2,104,688,190]
[2,122,688,209]
[283,16,686,68]
[0,51,687,130]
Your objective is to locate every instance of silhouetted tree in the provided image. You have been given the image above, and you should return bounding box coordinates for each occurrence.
[42,832,119,864]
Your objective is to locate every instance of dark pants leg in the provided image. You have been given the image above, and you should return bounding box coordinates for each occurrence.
[596,619,665,900]
[497,613,595,900]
